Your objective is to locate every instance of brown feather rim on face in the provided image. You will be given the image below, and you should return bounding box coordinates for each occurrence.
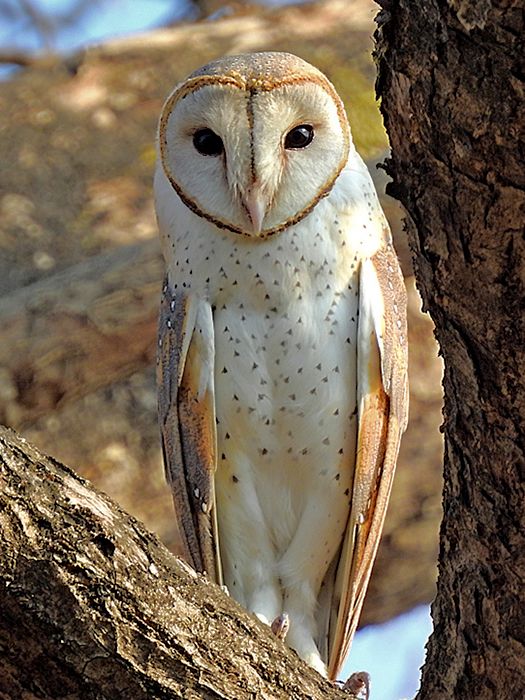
[158,72,350,239]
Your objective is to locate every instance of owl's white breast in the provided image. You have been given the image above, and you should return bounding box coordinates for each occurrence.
[155,152,387,589]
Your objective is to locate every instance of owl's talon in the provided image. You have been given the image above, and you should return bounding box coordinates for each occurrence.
[341,671,370,699]
[270,612,290,640]
[220,584,230,596]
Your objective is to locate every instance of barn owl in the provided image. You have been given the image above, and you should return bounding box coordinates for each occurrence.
[154,52,408,681]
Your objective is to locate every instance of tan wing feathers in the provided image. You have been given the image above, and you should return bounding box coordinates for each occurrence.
[178,329,221,582]
[372,242,409,430]
[328,340,389,678]
[328,242,408,679]
[157,278,220,582]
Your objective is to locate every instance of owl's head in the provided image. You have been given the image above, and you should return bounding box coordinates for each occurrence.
[158,52,351,238]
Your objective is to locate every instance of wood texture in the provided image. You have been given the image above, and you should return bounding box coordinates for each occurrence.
[0,425,361,700]
[376,1,525,698]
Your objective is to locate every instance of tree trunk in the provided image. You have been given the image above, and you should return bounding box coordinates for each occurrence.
[375,1,525,698]
[0,425,358,700]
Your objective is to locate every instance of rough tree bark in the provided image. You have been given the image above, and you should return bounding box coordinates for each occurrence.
[0,426,357,700]
[376,1,525,698]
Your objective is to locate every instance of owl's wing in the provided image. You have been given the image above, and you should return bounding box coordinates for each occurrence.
[157,277,222,583]
[327,241,409,680]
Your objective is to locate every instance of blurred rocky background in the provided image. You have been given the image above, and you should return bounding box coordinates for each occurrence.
[0,0,443,629]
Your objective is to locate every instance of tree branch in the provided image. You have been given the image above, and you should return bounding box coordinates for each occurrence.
[0,240,162,427]
[0,425,358,699]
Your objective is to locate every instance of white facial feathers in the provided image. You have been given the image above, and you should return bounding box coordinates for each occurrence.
[249,84,349,232]
[158,53,351,237]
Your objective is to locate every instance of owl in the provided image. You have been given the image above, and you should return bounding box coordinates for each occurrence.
[154,52,408,681]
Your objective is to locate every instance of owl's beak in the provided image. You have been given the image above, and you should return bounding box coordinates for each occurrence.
[244,185,267,235]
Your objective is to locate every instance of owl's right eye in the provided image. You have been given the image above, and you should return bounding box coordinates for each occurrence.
[193,128,224,156]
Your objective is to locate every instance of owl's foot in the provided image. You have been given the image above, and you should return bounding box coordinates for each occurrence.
[270,612,290,640]
[341,671,370,699]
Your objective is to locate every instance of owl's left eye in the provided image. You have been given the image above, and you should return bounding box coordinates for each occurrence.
[284,124,314,150]
[193,128,224,156]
